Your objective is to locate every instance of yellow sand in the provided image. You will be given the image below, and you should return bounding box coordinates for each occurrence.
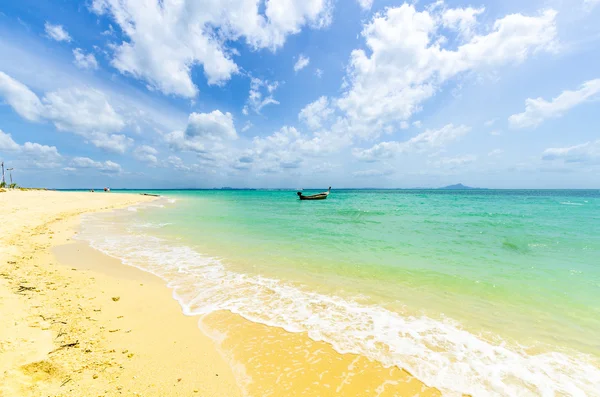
[0,190,241,397]
[0,190,441,397]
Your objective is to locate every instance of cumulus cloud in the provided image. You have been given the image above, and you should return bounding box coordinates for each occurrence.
[542,140,600,164]
[294,54,310,72]
[133,145,159,164]
[315,68,324,78]
[166,155,196,171]
[356,0,374,10]
[166,110,237,153]
[0,72,132,153]
[0,129,62,168]
[353,124,470,161]
[441,6,484,40]
[299,96,334,129]
[71,156,122,173]
[90,0,333,97]
[73,48,99,70]
[337,5,558,138]
[235,125,346,173]
[245,78,280,114]
[44,22,72,42]
[509,79,600,129]
[0,129,21,152]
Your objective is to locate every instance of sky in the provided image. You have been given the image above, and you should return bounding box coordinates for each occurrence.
[0,0,599,189]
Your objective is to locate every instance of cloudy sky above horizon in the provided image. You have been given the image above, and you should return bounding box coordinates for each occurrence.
[0,0,599,189]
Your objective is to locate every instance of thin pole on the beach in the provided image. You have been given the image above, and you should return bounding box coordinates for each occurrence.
[1,161,4,185]
[7,168,13,184]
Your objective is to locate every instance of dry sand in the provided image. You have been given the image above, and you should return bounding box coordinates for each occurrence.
[0,190,241,397]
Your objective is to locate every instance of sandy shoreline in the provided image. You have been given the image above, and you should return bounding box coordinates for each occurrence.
[0,190,439,397]
[0,191,241,396]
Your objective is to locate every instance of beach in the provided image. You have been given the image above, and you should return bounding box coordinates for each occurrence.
[1,189,598,396]
[0,190,241,397]
[0,190,439,397]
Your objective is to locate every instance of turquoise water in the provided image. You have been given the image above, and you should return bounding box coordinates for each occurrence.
[78,190,600,396]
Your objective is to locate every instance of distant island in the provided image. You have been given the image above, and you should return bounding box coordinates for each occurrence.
[439,183,485,190]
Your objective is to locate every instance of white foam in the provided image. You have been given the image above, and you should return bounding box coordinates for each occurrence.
[560,202,584,206]
[77,213,600,397]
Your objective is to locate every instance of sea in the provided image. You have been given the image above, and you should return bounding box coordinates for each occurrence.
[74,189,600,396]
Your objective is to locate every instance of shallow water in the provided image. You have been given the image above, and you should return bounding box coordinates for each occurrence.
[77,189,600,396]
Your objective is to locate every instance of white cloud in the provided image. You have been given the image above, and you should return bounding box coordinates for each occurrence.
[245,78,280,114]
[101,24,115,36]
[484,118,498,127]
[0,71,45,121]
[73,48,99,70]
[337,5,558,138]
[44,22,72,42]
[241,121,253,133]
[354,124,470,161]
[413,120,422,128]
[442,6,484,40]
[294,54,310,72]
[353,168,394,177]
[299,96,334,129]
[166,155,195,171]
[0,129,62,168]
[43,87,125,134]
[166,110,237,153]
[0,72,132,153]
[488,149,504,156]
[490,130,502,136]
[542,140,600,164]
[133,145,159,164]
[315,68,324,78]
[90,0,333,97]
[0,129,20,151]
[71,156,122,173]
[356,0,374,10]
[187,111,237,140]
[241,124,349,173]
[509,79,600,129]
[432,154,477,168]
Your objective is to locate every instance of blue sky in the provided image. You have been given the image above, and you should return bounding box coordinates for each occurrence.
[0,0,599,189]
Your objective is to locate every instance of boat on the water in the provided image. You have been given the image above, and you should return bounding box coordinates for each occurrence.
[297,187,331,200]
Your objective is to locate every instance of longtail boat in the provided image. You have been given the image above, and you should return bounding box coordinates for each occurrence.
[297,187,331,201]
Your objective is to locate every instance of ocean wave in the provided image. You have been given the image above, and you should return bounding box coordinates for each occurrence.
[77,213,600,397]
[560,202,584,206]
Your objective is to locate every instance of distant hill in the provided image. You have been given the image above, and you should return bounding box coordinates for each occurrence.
[439,183,484,190]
